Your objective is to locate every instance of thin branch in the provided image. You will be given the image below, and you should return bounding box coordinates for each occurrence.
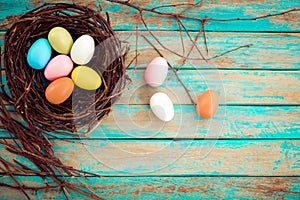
[207,44,253,60]
[135,14,139,69]
[150,3,199,11]
[175,20,206,73]
[177,17,206,61]
[107,0,300,23]
[202,19,208,55]
[142,35,196,107]
[126,53,140,69]
[138,12,204,60]
[176,16,185,56]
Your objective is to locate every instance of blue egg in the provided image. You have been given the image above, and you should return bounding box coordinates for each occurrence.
[27,38,52,70]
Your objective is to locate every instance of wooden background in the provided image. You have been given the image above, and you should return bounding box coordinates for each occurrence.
[1,0,300,199]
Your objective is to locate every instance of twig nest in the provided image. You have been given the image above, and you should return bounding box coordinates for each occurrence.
[3,3,128,134]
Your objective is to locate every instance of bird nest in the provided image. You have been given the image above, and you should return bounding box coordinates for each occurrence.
[2,3,128,135]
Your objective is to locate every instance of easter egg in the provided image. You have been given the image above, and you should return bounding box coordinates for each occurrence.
[48,27,73,54]
[150,92,174,122]
[145,57,168,87]
[71,66,101,90]
[44,55,73,81]
[27,38,52,70]
[45,77,74,104]
[196,90,219,119]
[71,35,95,65]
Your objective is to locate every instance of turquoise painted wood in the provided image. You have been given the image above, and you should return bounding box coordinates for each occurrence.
[0,0,299,199]
[1,32,300,70]
[1,70,299,105]
[1,140,300,175]
[1,106,299,139]
[120,32,300,70]
[118,70,300,105]
[1,176,300,199]
[1,0,300,32]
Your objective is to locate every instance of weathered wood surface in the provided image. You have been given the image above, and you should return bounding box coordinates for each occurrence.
[119,32,300,70]
[2,106,299,139]
[2,31,300,70]
[0,0,299,199]
[119,70,300,105]
[1,70,299,105]
[1,176,300,199]
[1,140,300,175]
[1,0,300,32]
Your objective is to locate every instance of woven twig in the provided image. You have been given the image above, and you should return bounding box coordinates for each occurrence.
[3,3,128,136]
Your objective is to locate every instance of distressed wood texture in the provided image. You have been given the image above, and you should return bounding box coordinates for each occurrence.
[1,140,300,175]
[119,32,300,70]
[119,70,300,105]
[1,31,300,70]
[1,0,300,199]
[2,106,299,139]
[1,0,300,32]
[1,176,300,199]
[1,70,299,105]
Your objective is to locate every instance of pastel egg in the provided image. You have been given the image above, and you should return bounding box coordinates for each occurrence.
[71,66,101,90]
[44,55,73,81]
[145,57,168,87]
[45,77,74,104]
[27,38,52,70]
[71,35,95,65]
[48,27,73,54]
[196,90,219,119]
[150,92,174,122]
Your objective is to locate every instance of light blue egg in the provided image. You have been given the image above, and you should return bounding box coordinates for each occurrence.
[27,38,52,70]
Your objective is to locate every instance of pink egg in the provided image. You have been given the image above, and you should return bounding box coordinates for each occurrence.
[44,55,73,81]
[144,57,168,87]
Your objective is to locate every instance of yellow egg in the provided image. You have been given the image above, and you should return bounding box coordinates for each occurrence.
[45,77,74,104]
[71,66,102,90]
[48,27,73,54]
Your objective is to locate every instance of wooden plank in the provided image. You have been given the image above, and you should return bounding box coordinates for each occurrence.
[77,105,300,139]
[119,70,300,105]
[1,176,300,199]
[0,0,300,32]
[1,69,298,105]
[2,140,300,175]
[2,105,299,139]
[120,32,300,70]
[1,31,300,70]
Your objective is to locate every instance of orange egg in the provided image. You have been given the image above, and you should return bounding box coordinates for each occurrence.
[196,90,219,119]
[45,77,74,104]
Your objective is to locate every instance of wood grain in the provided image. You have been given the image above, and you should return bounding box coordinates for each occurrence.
[1,0,300,32]
[0,0,299,199]
[119,70,300,105]
[2,140,300,175]
[1,68,299,106]
[1,31,300,70]
[1,176,300,199]
[119,31,300,70]
[2,105,299,139]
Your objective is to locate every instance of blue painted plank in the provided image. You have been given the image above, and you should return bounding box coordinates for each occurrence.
[120,32,300,70]
[1,105,299,139]
[1,70,298,105]
[119,70,300,105]
[0,0,299,32]
[1,176,300,199]
[2,31,300,70]
[1,140,299,175]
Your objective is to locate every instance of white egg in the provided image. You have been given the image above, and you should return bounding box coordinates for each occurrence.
[150,92,174,122]
[71,35,95,65]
